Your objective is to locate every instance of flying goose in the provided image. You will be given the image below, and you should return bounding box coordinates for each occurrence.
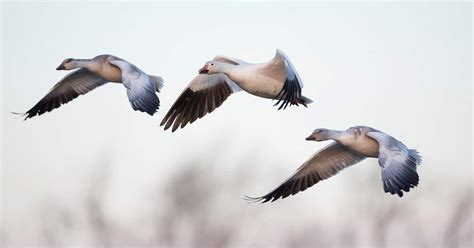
[246,126,422,203]
[161,49,313,132]
[19,55,163,119]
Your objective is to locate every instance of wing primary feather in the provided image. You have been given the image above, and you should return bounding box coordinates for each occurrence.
[245,143,366,203]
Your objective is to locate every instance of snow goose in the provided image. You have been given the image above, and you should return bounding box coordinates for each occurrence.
[246,126,422,202]
[161,49,313,132]
[19,55,163,119]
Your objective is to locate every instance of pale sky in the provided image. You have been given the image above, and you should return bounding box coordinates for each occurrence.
[1,2,472,247]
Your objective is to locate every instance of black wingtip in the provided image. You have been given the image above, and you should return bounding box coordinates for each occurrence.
[271,74,302,110]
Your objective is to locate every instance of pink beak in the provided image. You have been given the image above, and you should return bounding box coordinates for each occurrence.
[199,65,209,74]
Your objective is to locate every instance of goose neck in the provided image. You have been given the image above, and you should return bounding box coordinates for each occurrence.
[73,59,93,69]
[326,130,344,141]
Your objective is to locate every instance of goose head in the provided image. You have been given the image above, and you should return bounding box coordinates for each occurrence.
[306,128,332,141]
[56,58,75,70]
[198,61,225,74]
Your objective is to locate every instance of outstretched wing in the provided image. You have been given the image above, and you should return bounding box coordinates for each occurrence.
[21,69,108,120]
[160,74,241,132]
[366,132,422,197]
[245,142,366,203]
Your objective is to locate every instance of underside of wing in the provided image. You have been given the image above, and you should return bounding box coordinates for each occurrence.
[22,69,107,120]
[160,74,239,132]
[245,142,366,203]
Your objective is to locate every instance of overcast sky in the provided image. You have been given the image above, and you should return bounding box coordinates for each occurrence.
[1,2,472,246]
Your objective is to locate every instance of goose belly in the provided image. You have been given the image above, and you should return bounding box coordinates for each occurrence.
[344,136,380,158]
[236,74,283,99]
[97,63,122,83]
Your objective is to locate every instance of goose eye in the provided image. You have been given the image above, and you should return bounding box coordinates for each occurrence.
[211,63,214,66]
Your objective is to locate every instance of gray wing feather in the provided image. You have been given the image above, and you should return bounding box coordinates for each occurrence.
[122,72,160,116]
[367,132,422,197]
[109,59,160,116]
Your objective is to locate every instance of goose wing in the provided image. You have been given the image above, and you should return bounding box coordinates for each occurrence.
[109,59,160,116]
[21,69,107,120]
[261,49,305,110]
[366,132,422,197]
[246,142,366,203]
[161,73,240,132]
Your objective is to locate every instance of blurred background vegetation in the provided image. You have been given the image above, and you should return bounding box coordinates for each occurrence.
[3,148,472,247]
